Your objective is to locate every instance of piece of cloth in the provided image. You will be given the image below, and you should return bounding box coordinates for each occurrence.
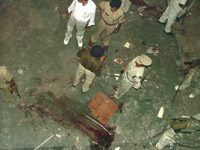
[65,0,96,41]
[68,0,96,26]
[121,0,132,13]
[0,66,13,102]
[77,48,102,76]
[114,57,145,99]
[178,67,200,98]
[91,1,124,46]
[73,63,96,92]
[155,128,176,150]
[159,0,187,33]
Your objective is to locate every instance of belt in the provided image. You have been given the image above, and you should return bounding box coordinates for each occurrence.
[126,71,141,83]
[102,18,115,26]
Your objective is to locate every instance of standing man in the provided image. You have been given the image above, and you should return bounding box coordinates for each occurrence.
[88,0,124,52]
[64,0,96,47]
[168,0,195,21]
[73,45,106,93]
[109,54,152,99]
[0,66,19,102]
[158,0,187,34]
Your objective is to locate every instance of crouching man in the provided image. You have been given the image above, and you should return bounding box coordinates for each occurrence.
[109,54,152,99]
[73,45,106,92]
[155,113,200,149]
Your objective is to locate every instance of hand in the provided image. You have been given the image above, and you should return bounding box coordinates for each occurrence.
[67,12,71,17]
[179,3,185,9]
[100,55,107,62]
[113,28,120,34]
[121,65,128,72]
[85,25,92,29]
[120,70,124,74]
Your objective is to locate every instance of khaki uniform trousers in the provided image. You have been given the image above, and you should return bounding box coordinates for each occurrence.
[114,73,133,99]
[91,19,116,46]
[73,63,96,92]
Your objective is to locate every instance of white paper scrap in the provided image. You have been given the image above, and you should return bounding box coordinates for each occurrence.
[158,107,164,118]
[124,42,130,48]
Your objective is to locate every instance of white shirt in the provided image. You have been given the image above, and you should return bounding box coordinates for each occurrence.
[68,0,96,26]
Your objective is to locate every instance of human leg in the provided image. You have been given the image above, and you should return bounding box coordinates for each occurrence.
[164,5,182,33]
[73,63,85,87]
[64,14,76,45]
[91,19,106,43]
[159,6,170,24]
[82,69,95,92]
[76,21,88,47]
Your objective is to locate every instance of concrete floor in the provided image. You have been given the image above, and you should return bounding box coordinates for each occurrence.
[0,0,199,149]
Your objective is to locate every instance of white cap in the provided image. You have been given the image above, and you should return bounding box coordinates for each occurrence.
[136,54,152,66]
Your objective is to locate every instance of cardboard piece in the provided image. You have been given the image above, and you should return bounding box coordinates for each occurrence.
[88,92,118,125]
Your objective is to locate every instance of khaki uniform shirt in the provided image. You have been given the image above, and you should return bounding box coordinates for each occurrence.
[174,119,200,148]
[77,48,102,76]
[0,66,13,89]
[100,1,124,25]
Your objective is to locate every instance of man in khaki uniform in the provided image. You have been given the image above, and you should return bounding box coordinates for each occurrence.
[73,45,106,92]
[0,66,14,102]
[88,0,124,51]
[109,54,152,99]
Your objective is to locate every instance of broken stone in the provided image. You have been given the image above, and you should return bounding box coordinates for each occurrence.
[157,107,164,118]
[124,42,130,48]
[55,134,61,138]
[18,68,23,74]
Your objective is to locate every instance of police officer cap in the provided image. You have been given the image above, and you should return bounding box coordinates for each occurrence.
[110,0,122,8]
[90,45,104,58]
[136,54,152,66]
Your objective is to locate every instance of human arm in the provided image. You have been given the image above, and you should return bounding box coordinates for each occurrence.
[113,14,124,34]
[120,64,128,74]
[67,0,76,17]
[113,23,122,34]
[87,6,96,27]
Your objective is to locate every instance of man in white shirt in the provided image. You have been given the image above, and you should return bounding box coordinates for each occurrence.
[64,0,96,47]
[109,54,152,99]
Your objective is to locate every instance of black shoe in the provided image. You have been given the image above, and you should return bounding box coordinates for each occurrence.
[176,17,180,22]
[158,20,165,25]
[163,30,173,36]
